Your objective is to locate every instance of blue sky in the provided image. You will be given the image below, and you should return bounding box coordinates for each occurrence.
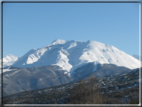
[3,3,139,57]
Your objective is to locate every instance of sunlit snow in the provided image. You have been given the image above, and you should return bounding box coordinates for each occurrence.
[0,54,18,68]
[5,39,141,75]
[0,68,16,74]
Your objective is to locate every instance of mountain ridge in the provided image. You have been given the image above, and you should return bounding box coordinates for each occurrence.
[12,39,140,72]
[2,39,140,76]
[0,54,18,68]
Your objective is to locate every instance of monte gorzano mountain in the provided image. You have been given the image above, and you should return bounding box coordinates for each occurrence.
[1,39,141,97]
[11,39,140,74]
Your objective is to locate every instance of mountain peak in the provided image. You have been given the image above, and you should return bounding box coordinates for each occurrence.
[51,39,66,45]
[4,54,18,59]
[0,54,18,68]
[6,54,15,57]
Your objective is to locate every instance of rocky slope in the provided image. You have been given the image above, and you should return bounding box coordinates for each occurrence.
[2,63,132,97]
[2,65,73,97]
[3,68,141,104]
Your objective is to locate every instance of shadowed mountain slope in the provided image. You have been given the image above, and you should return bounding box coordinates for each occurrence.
[2,65,73,97]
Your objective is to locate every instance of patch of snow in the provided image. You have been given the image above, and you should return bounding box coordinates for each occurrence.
[0,54,18,68]
[51,39,66,45]
[67,41,77,49]
[0,69,16,74]
[102,81,106,85]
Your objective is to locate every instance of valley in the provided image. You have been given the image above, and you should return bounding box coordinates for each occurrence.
[3,68,141,104]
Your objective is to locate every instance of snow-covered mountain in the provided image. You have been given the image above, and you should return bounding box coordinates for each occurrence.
[0,54,18,68]
[11,39,140,75]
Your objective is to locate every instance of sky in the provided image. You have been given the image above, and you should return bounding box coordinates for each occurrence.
[3,2,139,58]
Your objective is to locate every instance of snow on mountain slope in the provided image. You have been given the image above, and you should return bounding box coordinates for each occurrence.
[11,39,140,73]
[1,69,16,74]
[0,54,18,68]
